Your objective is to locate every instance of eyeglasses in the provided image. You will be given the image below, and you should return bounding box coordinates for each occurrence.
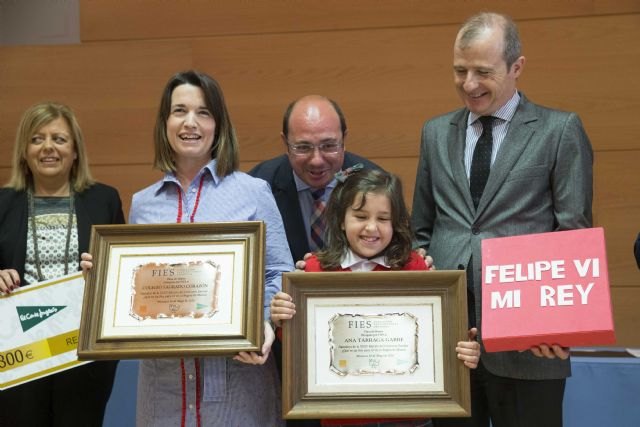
[286,142,343,156]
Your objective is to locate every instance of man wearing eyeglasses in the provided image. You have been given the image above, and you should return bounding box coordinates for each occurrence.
[249,95,380,427]
[249,95,380,264]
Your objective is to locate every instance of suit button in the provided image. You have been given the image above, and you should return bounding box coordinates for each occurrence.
[472,227,480,235]
[457,264,465,270]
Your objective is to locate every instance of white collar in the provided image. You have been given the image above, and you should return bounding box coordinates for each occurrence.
[467,90,520,126]
[340,249,389,272]
[292,170,337,194]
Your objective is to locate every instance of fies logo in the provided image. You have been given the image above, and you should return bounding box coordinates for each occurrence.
[16,306,66,332]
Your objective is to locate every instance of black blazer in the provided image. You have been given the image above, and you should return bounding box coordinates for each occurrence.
[249,152,381,263]
[0,183,125,285]
[635,233,640,269]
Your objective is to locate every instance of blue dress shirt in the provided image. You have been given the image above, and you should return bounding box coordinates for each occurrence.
[130,159,292,427]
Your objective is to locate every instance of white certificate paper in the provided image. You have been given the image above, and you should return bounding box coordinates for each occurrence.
[307,296,444,394]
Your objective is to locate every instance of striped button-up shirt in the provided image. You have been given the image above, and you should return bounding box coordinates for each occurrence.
[464,91,521,180]
[130,159,292,427]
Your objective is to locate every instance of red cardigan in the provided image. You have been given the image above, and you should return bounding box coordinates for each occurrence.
[304,250,429,427]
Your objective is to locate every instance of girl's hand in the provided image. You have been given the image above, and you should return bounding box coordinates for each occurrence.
[0,269,20,294]
[233,321,275,365]
[456,327,480,369]
[294,252,314,271]
[270,291,296,327]
[416,248,435,270]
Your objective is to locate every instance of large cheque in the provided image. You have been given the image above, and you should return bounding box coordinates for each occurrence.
[0,273,89,390]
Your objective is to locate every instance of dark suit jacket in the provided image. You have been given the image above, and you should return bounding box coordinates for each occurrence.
[249,153,380,263]
[0,183,125,285]
[635,233,640,269]
[411,94,593,380]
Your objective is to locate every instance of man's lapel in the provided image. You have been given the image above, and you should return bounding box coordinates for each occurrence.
[447,109,475,213]
[272,161,308,260]
[476,96,538,216]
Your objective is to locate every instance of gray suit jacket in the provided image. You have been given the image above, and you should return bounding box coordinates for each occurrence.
[411,94,593,380]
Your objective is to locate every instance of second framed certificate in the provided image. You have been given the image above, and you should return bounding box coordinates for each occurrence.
[282,270,470,419]
[78,222,265,360]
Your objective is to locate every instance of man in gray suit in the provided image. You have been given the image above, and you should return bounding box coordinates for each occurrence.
[411,12,593,427]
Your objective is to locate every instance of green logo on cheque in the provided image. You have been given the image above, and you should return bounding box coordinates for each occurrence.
[16,306,66,332]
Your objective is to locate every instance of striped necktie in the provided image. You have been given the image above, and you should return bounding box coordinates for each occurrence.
[309,188,326,251]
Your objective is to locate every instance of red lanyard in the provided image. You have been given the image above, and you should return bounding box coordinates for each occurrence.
[177,175,205,427]
[176,175,205,223]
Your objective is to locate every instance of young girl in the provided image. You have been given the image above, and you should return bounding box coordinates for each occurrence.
[271,167,480,427]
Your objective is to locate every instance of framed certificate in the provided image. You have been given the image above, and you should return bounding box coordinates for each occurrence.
[282,270,470,419]
[78,222,265,360]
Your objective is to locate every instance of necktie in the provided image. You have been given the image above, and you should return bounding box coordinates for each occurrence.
[469,116,495,209]
[309,188,326,251]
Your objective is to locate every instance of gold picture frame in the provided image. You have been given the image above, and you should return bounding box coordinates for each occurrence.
[282,270,470,419]
[78,221,265,360]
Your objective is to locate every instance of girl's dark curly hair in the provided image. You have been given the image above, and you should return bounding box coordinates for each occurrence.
[316,169,413,270]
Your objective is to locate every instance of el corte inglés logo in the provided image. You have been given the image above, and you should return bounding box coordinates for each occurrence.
[16,306,66,332]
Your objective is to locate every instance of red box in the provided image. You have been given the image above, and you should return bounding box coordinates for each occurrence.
[481,227,615,352]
